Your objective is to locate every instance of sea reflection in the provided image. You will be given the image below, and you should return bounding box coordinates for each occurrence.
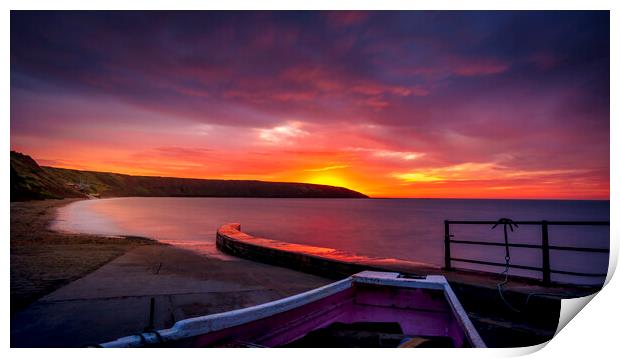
[53,197,610,284]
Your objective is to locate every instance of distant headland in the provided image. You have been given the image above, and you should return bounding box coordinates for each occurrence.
[10,151,368,201]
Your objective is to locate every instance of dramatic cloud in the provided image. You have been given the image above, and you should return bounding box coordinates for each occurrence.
[10,11,609,198]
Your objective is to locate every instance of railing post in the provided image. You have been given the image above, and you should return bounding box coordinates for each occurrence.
[541,220,551,285]
[444,220,452,271]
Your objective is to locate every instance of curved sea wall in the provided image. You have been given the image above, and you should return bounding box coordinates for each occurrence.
[216,223,438,279]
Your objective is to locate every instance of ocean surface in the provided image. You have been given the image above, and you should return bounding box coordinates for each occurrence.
[53,197,610,285]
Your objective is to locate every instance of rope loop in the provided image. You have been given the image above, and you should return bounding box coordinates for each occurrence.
[492,218,521,313]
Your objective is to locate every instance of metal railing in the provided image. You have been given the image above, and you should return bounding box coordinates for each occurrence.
[444,220,610,285]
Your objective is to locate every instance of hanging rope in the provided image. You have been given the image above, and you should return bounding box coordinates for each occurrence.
[491,218,521,313]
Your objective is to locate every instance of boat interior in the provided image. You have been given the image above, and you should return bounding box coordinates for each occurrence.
[195,282,470,348]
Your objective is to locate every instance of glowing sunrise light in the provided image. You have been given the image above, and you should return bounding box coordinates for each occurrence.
[392,172,444,183]
[304,165,349,172]
[307,174,350,188]
[10,11,609,200]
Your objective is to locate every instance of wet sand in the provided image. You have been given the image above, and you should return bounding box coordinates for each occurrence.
[10,199,156,313]
[10,199,332,347]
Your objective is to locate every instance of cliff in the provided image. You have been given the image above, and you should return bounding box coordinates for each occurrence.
[10,151,368,201]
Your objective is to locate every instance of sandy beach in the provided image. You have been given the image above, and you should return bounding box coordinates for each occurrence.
[10,199,157,313]
[10,199,332,347]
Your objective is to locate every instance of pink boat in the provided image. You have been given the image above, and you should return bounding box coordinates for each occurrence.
[101,271,486,348]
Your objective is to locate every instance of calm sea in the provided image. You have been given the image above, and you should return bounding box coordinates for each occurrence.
[53,197,610,285]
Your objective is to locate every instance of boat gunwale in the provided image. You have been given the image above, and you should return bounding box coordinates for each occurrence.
[101,277,353,347]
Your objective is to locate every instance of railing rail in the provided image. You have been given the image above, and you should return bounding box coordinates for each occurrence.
[444,219,610,285]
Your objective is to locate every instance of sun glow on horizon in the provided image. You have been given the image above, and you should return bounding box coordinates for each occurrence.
[10,11,609,200]
[306,174,351,189]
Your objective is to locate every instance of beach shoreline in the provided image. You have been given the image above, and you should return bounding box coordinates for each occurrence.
[10,198,333,347]
[10,198,158,313]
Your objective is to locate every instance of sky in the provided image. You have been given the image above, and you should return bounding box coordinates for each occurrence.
[10,11,610,199]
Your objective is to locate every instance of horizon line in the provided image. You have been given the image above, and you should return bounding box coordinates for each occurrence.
[43,166,611,202]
